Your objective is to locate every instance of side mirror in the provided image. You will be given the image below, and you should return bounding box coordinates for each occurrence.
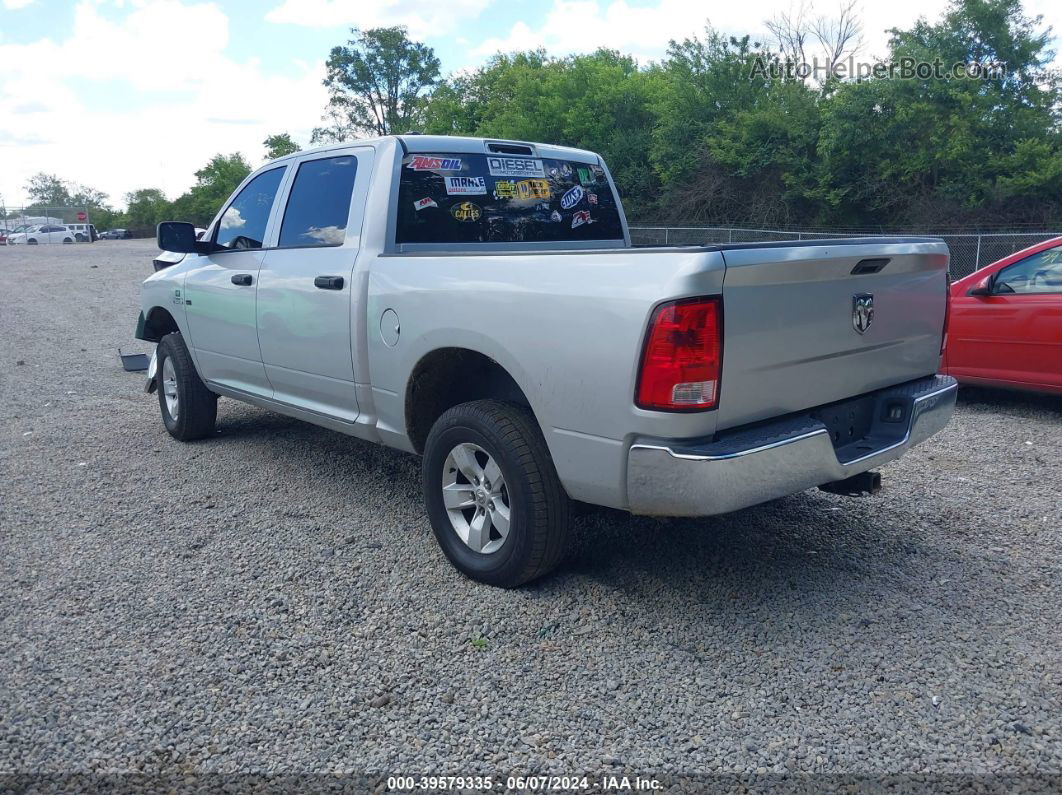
[967,276,992,296]
[157,221,203,253]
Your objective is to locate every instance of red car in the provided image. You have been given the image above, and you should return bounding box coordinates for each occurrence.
[943,236,1062,395]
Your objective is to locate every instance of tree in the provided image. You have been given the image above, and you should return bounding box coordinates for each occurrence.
[169,153,252,226]
[313,26,441,142]
[24,173,71,207]
[263,132,301,160]
[125,188,171,231]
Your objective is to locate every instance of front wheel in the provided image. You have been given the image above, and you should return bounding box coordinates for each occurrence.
[156,332,217,441]
[27,239,38,245]
[422,400,570,587]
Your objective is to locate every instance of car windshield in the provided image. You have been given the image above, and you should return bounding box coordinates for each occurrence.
[396,152,624,245]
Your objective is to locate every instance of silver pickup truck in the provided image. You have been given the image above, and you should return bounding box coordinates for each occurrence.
[137,135,957,587]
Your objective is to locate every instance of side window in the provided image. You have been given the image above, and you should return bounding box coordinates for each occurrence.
[995,245,1062,294]
[278,156,358,248]
[215,167,286,250]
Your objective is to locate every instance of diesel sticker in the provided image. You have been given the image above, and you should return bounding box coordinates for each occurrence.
[487,156,545,178]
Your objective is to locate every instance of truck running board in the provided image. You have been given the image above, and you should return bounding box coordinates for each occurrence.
[818,471,882,497]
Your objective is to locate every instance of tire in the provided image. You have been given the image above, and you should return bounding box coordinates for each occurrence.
[27,239,38,245]
[156,332,217,441]
[75,233,86,242]
[62,238,73,244]
[422,399,570,587]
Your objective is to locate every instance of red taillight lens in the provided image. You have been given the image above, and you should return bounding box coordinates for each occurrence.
[636,296,722,411]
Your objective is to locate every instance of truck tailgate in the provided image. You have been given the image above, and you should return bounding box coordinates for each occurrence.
[716,238,949,431]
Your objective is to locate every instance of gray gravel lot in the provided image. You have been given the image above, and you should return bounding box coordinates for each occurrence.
[1,240,1060,783]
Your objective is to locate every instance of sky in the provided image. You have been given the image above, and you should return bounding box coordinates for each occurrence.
[1,0,1059,209]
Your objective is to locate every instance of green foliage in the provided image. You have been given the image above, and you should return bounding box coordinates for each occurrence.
[125,188,171,231]
[415,0,1060,228]
[313,26,441,142]
[263,132,301,160]
[169,153,252,227]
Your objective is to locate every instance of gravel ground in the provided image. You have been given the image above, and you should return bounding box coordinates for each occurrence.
[1,240,1060,786]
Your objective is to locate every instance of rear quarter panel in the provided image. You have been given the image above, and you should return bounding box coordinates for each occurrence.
[365,248,725,507]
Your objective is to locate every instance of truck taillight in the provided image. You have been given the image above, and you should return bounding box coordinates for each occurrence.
[636,296,722,411]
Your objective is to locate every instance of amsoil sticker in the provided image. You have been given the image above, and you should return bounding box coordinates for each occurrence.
[444,176,487,195]
[413,197,438,211]
[408,155,462,171]
[571,210,592,229]
[487,156,545,178]
[451,202,482,222]
[560,185,584,210]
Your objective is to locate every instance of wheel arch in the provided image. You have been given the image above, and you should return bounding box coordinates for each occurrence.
[138,306,181,342]
[404,347,539,455]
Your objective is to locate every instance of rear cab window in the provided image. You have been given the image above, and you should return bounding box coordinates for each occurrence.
[396,152,623,246]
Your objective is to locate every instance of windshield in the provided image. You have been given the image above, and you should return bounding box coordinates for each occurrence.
[396,152,624,245]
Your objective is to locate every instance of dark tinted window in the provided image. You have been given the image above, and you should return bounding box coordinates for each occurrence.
[279,156,358,248]
[215,166,285,250]
[396,152,623,245]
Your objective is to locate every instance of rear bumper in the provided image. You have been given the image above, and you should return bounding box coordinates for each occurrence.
[627,375,957,516]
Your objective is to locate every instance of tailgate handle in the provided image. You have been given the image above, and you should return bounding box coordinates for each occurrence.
[851,258,890,275]
[314,275,344,290]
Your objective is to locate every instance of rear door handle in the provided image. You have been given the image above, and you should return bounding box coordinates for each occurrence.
[231,274,253,286]
[314,275,344,290]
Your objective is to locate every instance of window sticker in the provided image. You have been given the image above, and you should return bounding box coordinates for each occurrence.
[444,176,487,195]
[487,156,545,178]
[516,179,551,200]
[587,192,598,205]
[550,210,562,222]
[451,202,482,222]
[571,210,592,229]
[408,155,462,171]
[413,197,438,211]
[560,185,584,210]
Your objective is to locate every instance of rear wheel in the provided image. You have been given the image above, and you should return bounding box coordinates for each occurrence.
[27,239,38,245]
[75,233,86,242]
[422,400,570,587]
[156,332,217,441]
[62,238,74,244]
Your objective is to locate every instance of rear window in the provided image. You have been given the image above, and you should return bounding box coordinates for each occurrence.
[396,152,623,245]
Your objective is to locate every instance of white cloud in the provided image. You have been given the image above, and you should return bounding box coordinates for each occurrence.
[0,0,329,207]
[265,0,491,38]
[3,0,38,9]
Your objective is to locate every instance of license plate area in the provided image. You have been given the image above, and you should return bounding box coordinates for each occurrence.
[810,394,877,451]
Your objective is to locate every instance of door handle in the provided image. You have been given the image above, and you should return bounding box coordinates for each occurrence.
[314,275,344,290]
[231,274,253,286]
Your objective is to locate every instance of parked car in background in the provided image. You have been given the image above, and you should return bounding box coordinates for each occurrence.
[7,225,76,245]
[68,223,98,242]
[0,231,7,246]
[943,236,1062,396]
[136,134,956,587]
[101,228,133,240]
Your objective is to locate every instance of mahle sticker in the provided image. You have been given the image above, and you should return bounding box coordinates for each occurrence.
[487,156,545,178]
[413,197,438,211]
[408,155,462,171]
[451,202,482,222]
[560,185,584,210]
[445,176,487,195]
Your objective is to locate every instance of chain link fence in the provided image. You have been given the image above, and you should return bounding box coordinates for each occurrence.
[629,226,1062,278]
[1,206,95,239]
